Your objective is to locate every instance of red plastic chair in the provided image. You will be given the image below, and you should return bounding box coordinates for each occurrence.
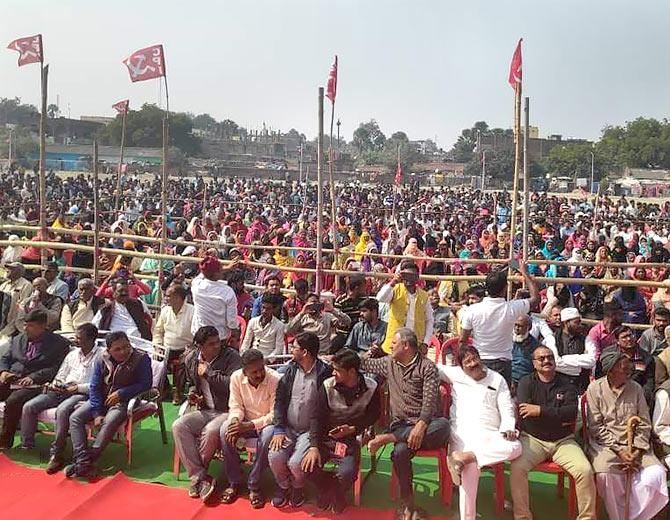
[440,337,467,365]
[428,335,442,363]
[237,315,247,344]
[532,460,577,520]
[390,382,452,505]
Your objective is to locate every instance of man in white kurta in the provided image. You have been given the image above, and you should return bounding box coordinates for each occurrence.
[438,345,522,520]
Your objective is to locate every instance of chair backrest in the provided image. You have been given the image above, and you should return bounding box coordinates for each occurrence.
[237,315,247,343]
[439,382,452,417]
[428,335,442,363]
[440,337,472,365]
[580,392,589,443]
[150,345,169,390]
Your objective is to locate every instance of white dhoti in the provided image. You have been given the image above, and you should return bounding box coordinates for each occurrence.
[596,464,668,520]
[452,430,522,520]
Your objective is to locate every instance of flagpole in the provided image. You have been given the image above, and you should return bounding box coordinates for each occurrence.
[115,110,127,215]
[522,96,530,264]
[315,87,324,293]
[328,100,340,292]
[159,75,170,305]
[507,80,522,298]
[93,140,100,283]
[302,165,309,217]
[39,60,48,268]
[392,143,400,223]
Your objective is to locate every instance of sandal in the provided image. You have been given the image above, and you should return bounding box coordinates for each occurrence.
[447,454,464,486]
[249,491,265,509]
[221,486,239,505]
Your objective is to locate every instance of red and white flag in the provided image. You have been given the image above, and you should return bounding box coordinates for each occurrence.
[508,38,522,89]
[123,44,166,83]
[394,159,402,186]
[7,34,43,66]
[325,55,338,103]
[112,99,129,115]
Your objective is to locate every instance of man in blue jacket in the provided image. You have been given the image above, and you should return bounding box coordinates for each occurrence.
[65,331,152,479]
[268,332,332,509]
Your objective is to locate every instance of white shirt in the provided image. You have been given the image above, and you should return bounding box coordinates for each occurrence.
[460,297,530,360]
[54,346,101,394]
[530,315,557,352]
[241,315,285,357]
[93,303,140,338]
[47,278,70,301]
[153,302,195,351]
[653,389,670,448]
[438,364,516,434]
[191,274,239,339]
[547,331,597,377]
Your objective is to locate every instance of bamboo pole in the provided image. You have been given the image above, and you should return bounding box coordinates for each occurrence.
[39,62,49,268]
[93,140,100,283]
[328,91,340,291]
[522,96,530,263]
[316,87,324,292]
[507,78,522,297]
[115,110,127,213]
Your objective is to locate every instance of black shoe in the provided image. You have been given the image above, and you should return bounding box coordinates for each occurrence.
[316,488,331,511]
[271,487,290,508]
[199,477,216,504]
[289,487,305,508]
[188,482,201,498]
[331,484,347,514]
[46,455,64,474]
[64,464,78,478]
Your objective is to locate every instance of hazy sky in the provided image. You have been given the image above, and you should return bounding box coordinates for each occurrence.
[2,0,669,148]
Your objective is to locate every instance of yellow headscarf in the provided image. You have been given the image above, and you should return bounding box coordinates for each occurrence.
[354,231,371,261]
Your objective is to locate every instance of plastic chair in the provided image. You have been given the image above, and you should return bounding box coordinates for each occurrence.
[428,335,442,364]
[532,460,577,520]
[237,315,247,344]
[440,337,472,366]
[390,382,452,506]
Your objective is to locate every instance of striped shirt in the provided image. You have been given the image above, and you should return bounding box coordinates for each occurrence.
[362,354,439,425]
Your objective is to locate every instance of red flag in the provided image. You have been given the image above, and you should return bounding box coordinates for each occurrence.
[394,160,402,186]
[112,99,129,115]
[326,55,338,103]
[123,44,166,83]
[7,34,43,66]
[508,38,522,89]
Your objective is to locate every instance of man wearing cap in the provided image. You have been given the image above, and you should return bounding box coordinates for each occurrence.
[546,307,597,395]
[460,261,539,386]
[510,345,596,520]
[585,350,668,520]
[0,262,33,339]
[43,261,70,302]
[0,310,70,449]
[190,255,240,346]
[377,261,434,354]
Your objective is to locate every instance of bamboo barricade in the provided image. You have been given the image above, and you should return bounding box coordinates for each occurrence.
[2,223,670,271]
[1,239,669,290]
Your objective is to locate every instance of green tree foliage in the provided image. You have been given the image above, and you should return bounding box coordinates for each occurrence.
[191,113,217,131]
[0,97,38,125]
[0,125,38,160]
[98,103,201,155]
[47,104,60,118]
[352,120,386,153]
[542,143,606,181]
[450,121,489,162]
[599,117,670,169]
[465,149,515,180]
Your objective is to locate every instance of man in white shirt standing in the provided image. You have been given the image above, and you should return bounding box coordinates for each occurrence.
[191,255,240,348]
[241,293,285,360]
[460,261,539,385]
[154,284,194,403]
[438,345,522,520]
[20,323,101,474]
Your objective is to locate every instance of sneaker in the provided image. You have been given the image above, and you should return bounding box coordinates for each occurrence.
[271,487,290,508]
[46,455,64,474]
[199,477,216,504]
[188,482,201,498]
[64,464,78,479]
[289,487,305,508]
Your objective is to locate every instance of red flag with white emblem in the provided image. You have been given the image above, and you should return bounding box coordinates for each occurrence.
[508,39,522,90]
[112,99,129,115]
[7,34,43,66]
[123,44,166,83]
[326,55,338,103]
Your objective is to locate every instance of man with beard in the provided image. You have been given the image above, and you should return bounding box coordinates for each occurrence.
[511,315,540,390]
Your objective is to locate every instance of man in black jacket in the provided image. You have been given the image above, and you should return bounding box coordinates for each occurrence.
[171,326,241,503]
[306,348,380,513]
[509,345,596,519]
[0,310,70,449]
[268,332,332,509]
[92,282,152,340]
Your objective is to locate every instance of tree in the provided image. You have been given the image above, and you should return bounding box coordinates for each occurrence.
[450,121,489,162]
[465,149,515,181]
[381,130,418,173]
[0,125,38,160]
[542,143,606,181]
[599,117,670,169]
[47,104,60,118]
[0,97,38,125]
[191,113,217,132]
[98,103,201,155]
[352,120,386,153]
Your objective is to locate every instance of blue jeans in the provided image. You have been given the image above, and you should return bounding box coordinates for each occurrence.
[69,400,128,470]
[267,429,311,490]
[220,423,273,492]
[389,417,450,502]
[21,392,87,455]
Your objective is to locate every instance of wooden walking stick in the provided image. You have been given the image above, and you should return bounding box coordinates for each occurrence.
[623,415,642,520]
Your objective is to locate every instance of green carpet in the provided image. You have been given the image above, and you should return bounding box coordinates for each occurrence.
[6,402,582,519]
